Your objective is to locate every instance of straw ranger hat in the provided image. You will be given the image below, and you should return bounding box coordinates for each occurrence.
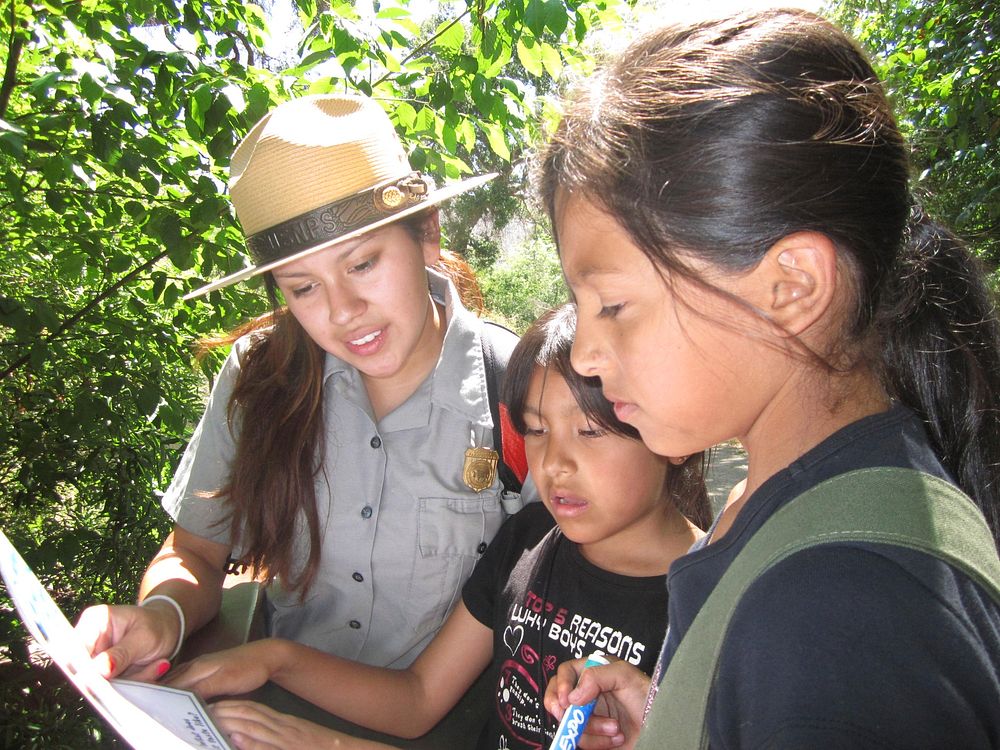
[184,94,496,299]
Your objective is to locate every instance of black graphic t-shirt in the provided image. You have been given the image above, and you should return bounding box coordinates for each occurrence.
[462,502,668,750]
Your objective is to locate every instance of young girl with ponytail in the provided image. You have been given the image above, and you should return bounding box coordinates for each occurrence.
[541,9,1000,748]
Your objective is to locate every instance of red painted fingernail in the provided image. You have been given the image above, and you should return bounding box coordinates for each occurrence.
[156,660,171,677]
[107,655,116,675]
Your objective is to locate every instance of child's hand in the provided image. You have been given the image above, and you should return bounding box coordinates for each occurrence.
[209,700,376,750]
[544,657,651,749]
[165,641,280,699]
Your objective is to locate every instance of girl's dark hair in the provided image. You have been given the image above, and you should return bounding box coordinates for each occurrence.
[503,303,712,530]
[203,210,485,592]
[539,10,1000,542]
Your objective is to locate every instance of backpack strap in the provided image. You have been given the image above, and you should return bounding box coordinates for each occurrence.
[480,320,527,496]
[637,467,1000,750]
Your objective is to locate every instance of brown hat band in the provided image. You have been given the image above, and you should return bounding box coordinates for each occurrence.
[245,172,431,265]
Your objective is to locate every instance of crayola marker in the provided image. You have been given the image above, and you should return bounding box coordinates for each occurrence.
[548,652,610,750]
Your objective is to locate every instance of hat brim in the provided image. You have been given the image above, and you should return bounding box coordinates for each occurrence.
[183,172,498,300]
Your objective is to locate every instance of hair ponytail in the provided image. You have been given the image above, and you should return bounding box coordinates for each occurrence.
[434,248,485,316]
[877,204,1000,538]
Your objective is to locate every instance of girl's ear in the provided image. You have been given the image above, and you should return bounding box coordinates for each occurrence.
[420,208,442,266]
[760,231,839,337]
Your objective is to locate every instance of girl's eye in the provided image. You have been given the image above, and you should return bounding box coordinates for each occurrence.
[524,427,546,438]
[579,428,607,439]
[598,303,624,319]
[350,257,376,274]
[291,282,318,298]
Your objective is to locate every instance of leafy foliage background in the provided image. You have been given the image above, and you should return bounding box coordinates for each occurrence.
[833,0,999,273]
[1,0,995,746]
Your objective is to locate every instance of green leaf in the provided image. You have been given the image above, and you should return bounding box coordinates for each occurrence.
[414,106,436,133]
[524,0,546,36]
[151,271,167,301]
[79,72,104,103]
[215,37,235,57]
[539,42,562,79]
[205,95,233,134]
[29,71,62,97]
[29,342,48,370]
[42,157,65,185]
[376,7,411,20]
[516,36,544,77]
[30,299,60,332]
[434,19,465,54]
[141,174,160,195]
[0,119,25,157]
[60,252,87,279]
[395,100,417,130]
[151,209,184,253]
[135,382,160,416]
[100,374,128,398]
[191,83,214,129]
[208,130,233,161]
[44,189,66,214]
[439,151,472,177]
[471,75,495,114]
[544,0,568,37]
[443,121,457,153]
[456,117,476,151]
[482,121,510,161]
[108,252,132,273]
[429,73,454,108]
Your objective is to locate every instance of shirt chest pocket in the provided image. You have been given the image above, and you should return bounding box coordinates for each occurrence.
[417,495,504,557]
[405,494,505,637]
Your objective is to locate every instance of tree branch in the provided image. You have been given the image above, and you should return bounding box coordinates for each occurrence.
[373,7,472,88]
[0,0,26,119]
[0,248,172,380]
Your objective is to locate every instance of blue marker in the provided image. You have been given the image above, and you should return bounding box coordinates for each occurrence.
[549,652,610,750]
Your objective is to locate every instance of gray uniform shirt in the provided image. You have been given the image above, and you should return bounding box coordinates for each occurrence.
[162,269,535,667]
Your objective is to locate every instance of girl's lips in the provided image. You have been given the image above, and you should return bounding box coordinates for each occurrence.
[548,491,589,518]
[612,400,638,422]
[344,327,385,355]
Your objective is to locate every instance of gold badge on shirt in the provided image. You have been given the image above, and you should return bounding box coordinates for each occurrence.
[463,447,498,492]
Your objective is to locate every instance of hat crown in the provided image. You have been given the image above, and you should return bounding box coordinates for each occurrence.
[229,95,411,236]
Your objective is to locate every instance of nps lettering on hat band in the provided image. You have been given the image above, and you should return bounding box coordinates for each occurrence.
[245,173,431,265]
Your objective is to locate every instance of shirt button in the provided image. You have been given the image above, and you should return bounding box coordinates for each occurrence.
[361,505,373,519]
[370,435,381,449]
[477,542,488,554]
[352,572,364,582]
[349,619,362,629]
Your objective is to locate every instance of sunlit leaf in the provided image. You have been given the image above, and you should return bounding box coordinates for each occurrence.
[434,18,466,54]
[516,36,544,77]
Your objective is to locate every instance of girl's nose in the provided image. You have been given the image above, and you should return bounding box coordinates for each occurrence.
[570,333,605,378]
[327,284,365,325]
[542,437,575,479]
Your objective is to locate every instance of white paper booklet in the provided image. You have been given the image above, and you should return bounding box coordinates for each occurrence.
[0,527,233,749]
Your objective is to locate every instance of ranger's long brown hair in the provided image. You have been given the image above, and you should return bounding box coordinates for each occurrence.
[202,212,483,593]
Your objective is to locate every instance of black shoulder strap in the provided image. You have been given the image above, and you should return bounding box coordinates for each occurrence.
[481,320,523,494]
